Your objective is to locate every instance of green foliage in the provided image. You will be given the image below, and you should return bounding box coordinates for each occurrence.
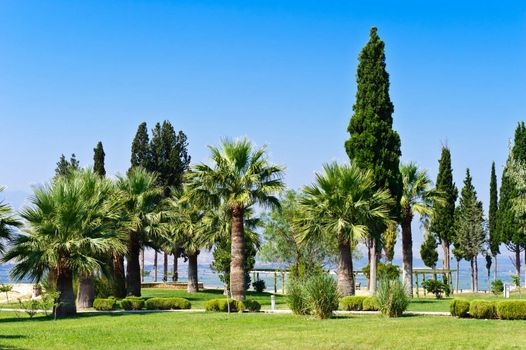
[93,141,106,177]
[204,298,244,312]
[0,187,21,255]
[375,277,409,317]
[339,296,366,311]
[345,27,402,219]
[252,280,265,293]
[469,300,497,319]
[362,262,400,280]
[286,277,309,315]
[144,297,191,310]
[0,284,13,302]
[130,122,152,171]
[420,233,439,269]
[362,297,379,311]
[243,299,261,312]
[449,299,470,318]
[496,300,526,320]
[422,279,449,299]
[54,153,80,178]
[17,299,42,318]
[94,276,113,298]
[93,298,117,311]
[302,273,340,320]
[382,223,398,262]
[488,162,499,256]
[120,298,145,310]
[491,279,504,295]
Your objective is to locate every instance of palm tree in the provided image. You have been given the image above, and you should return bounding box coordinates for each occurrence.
[116,167,163,297]
[3,170,124,317]
[297,162,393,296]
[400,162,440,296]
[186,138,285,300]
[0,187,21,255]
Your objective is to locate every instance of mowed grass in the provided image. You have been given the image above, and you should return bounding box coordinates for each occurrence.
[1,311,526,349]
[407,292,526,312]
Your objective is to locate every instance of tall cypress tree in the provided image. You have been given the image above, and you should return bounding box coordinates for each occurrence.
[488,161,499,281]
[430,146,458,280]
[130,122,152,171]
[93,141,106,177]
[345,27,402,293]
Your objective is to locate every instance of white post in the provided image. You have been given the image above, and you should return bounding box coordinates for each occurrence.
[271,295,276,311]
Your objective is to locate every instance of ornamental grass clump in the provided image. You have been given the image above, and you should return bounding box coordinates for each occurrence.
[287,273,339,319]
[287,277,309,315]
[375,277,409,317]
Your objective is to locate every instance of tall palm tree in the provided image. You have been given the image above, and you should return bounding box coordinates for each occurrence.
[297,162,393,296]
[117,167,163,297]
[3,170,124,317]
[400,162,440,296]
[0,187,21,255]
[186,138,285,300]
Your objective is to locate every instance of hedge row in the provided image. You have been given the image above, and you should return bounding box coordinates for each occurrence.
[339,296,379,311]
[93,297,191,311]
[93,297,117,311]
[204,298,261,312]
[145,297,191,310]
[450,299,526,320]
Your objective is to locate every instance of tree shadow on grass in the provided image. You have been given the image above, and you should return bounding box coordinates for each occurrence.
[0,335,29,350]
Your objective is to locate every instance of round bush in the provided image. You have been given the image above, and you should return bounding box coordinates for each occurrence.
[252,280,266,293]
[449,299,470,318]
[204,299,244,312]
[144,297,191,310]
[496,300,526,320]
[93,297,116,311]
[362,297,379,311]
[244,299,261,312]
[469,300,497,319]
[491,280,504,295]
[121,298,145,310]
[340,296,366,311]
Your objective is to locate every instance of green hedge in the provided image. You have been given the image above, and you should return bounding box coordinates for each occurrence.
[204,299,245,312]
[469,300,497,319]
[144,297,191,310]
[121,298,145,310]
[339,296,366,311]
[362,297,379,311]
[496,300,526,320]
[449,299,470,318]
[243,299,261,312]
[93,297,116,311]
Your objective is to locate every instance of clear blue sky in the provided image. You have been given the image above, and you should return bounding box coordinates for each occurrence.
[1,0,525,215]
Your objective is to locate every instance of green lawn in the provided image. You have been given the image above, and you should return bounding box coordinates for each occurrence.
[407,292,526,312]
[1,311,525,349]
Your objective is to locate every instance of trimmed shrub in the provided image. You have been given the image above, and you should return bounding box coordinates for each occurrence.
[376,277,409,317]
[204,298,244,312]
[244,299,261,312]
[287,277,309,315]
[449,299,470,318]
[469,300,497,319]
[491,279,504,295]
[302,273,340,320]
[362,297,379,311]
[340,296,366,311]
[422,279,449,299]
[93,297,116,311]
[496,300,526,320]
[144,297,191,310]
[252,280,266,293]
[121,298,145,310]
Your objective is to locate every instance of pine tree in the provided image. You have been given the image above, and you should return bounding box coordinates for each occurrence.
[130,122,152,171]
[488,161,499,281]
[55,154,80,178]
[430,146,458,280]
[455,169,485,292]
[93,142,106,177]
[420,233,439,271]
[344,27,402,293]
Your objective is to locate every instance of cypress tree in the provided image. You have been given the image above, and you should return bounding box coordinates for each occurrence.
[488,161,499,281]
[420,233,439,272]
[345,27,403,293]
[55,153,80,178]
[93,142,106,177]
[430,146,458,279]
[130,122,152,171]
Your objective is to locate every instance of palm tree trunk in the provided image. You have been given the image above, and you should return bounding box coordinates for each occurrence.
[163,251,168,282]
[172,248,179,282]
[187,252,199,293]
[337,238,354,296]
[401,212,413,296]
[140,249,144,283]
[230,205,246,301]
[493,254,497,282]
[153,251,158,282]
[369,238,377,295]
[126,231,142,296]
[112,253,126,298]
[54,265,76,318]
[76,271,95,308]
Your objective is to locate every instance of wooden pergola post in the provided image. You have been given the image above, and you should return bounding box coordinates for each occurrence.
[274,271,277,293]
[415,273,419,298]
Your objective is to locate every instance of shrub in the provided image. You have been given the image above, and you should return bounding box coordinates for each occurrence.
[204,298,244,312]
[422,279,450,299]
[496,300,526,320]
[376,277,409,317]
[244,299,261,312]
[362,297,379,311]
[93,297,116,311]
[362,263,401,280]
[302,273,340,320]
[144,297,191,310]
[252,280,266,293]
[121,298,145,310]
[287,277,309,315]
[491,279,504,295]
[449,299,470,318]
[339,296,366,311]
[469,300,497,319]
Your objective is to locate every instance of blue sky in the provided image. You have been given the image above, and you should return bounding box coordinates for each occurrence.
[1,0,525,220]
